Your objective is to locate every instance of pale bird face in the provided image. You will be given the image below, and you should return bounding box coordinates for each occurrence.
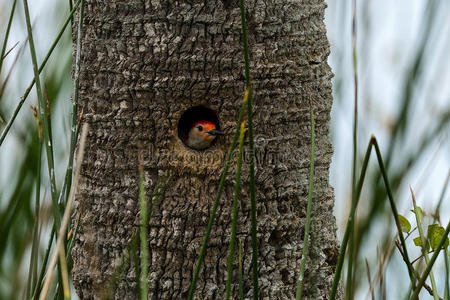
[187,121,224,150]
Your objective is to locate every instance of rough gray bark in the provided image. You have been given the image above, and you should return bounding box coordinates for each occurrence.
[72,0,340,299]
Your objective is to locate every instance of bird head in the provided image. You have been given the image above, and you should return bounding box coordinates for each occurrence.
[185,120,224,150]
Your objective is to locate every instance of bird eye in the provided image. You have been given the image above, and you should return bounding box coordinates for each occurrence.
[197,125,203,131]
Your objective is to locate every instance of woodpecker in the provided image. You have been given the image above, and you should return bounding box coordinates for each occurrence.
[185,120,224,150]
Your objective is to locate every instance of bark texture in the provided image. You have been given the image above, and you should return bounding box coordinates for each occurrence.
[72,0,340,299]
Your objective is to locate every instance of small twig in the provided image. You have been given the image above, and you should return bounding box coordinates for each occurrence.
[394,240,443,300]
[377,247,386,300]
[365,259,375,300]
[1,41,19,60]
[57,245,70,298]
[411,250,436,265]
[0,0,17,75]
[0,39,27,100]
[404,227,417,240]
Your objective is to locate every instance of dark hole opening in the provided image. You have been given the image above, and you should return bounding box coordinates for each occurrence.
[177,105,221,150]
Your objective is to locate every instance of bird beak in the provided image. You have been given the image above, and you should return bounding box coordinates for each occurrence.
[206,129,224,136]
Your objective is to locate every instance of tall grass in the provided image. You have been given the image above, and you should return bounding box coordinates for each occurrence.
[328,0,450,299]
[0,0,82,147]
[0,0,448,299]
[295,98,316,300]
[225,121,246,300]
[187,88,251,300]
[39,124,88,300]
[239,0,259,295]
[0,0,84,298]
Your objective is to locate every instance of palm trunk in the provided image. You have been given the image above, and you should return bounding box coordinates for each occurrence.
[72,0,340,298]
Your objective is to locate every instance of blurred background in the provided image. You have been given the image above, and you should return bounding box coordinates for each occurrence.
[0,0,449,299]
[328,0,449,298]
[0,0,73,298]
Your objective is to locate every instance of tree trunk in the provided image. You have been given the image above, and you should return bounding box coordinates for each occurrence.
[72,0,340,299]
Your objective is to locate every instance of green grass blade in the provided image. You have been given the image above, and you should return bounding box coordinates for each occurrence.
[0,0,17,75]
[295,99,316,300]
[138,160,148,300]
[187,89,248,300]
[330,137,374,300]
[347,0,358,298]
[444,248,449,300]
[225,121,246,300]
[25,133,42,300]
[58,0,85,271]
[21,8,78,296]
[68,0,74,26]
[238,0,259,297]
[238,239,244,300]
[63,0,85,207]
[331,137,415,300]
[43,87,57,202]
[0,0,82,148]
[132,235,141,299]
[372,139,415,285]
[23,0,61,255]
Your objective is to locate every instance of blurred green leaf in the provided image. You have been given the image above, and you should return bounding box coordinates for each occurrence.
[413,237,421,246]
[398,215,411,233]
[413,236,430,252]
[428,224,449,250]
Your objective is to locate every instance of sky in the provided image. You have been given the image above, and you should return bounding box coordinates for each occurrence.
[327,0,449,225]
